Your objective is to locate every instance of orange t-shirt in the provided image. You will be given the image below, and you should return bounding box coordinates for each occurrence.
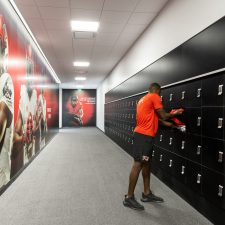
[134,93,163,137]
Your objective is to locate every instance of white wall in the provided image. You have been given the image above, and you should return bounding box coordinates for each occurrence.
[97,0,225,131]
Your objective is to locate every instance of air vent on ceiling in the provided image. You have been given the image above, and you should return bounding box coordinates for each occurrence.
[73,31,96,39]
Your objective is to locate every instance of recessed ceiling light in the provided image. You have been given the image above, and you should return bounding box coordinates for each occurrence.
[73,61,90,67]
[71,20,99,32]
[75,77,86,81]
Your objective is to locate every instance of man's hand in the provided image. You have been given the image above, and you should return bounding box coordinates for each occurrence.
[170,108,184,116]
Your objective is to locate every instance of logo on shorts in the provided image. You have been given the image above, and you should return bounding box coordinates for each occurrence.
[142,156,150,162]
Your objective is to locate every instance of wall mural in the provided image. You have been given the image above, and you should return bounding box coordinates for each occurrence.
[0,1,59,190]
[62,89,96,127]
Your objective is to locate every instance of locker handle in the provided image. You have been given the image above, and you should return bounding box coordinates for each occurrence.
[181,166,185,175]
[181,91,185,100]
[169,137,173,145]
[181,141,185,149]
[197,117,201,127]
[152,151,155,157]
[218,151,223,163]
[169,160,173,167]
[160,154,163,162]
[169,93,173,101]
[218,118,223,129]
[197,88,201,98]
[218,84,223,96]
[218,185,223,197]
[197,174,201,184]
[160,135,163,142]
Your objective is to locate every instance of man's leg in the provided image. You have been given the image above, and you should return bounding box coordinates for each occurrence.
[142,162,151,195]
[123,160,144,210]
[141,161,164,203]
[127,160,142,197]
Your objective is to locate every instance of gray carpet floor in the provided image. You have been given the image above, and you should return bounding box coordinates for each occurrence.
[0,128,213,225]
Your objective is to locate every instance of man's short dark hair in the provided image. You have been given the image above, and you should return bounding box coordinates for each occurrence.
[149,83,161,91]
[71,95,78,101]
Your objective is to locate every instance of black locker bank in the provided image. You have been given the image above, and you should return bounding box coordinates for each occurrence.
[105,16,225,225]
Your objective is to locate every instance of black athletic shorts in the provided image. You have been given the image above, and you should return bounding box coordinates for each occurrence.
[132,132,154,163]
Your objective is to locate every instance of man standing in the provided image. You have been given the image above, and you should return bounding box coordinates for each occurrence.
[66,94,83,126]
[123,83,182,210]
[0,15,14,188]
[11,44,38,175]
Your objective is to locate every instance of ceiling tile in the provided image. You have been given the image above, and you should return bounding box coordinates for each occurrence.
[71,9,101,21]
[43,19,70,30]
[14,0,36,6]
[100,10,130,24]
[95,32,119,46]
[135,0,168,13]
[98,23,124,33]
[104,0,139,12]
[35,0,69,7]
[48,30,72,46]
[70,0,105,10]
[17,5,41,19]
[122,24,146,34]
[128,12,155,25]
[92,45,112,57]
[39,7,70,20]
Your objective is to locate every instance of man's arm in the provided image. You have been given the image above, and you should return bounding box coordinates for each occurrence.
[0,102,11,151]
[13,110,23,144]
[79,107,83,118]
[156,108,182,121]
[158,118,176,128]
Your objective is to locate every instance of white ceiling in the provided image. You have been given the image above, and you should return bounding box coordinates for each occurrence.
[14,0,169,88]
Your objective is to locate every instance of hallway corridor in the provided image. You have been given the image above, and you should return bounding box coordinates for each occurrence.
[0,128,213,225]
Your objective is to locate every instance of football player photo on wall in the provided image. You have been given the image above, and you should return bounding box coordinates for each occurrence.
[62,89,96,127]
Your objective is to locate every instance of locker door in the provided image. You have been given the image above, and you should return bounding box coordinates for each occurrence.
[202,107,224,139]
[186,160,202,193]
[202,74,224,107]
[164,151,176,176]
[173,131,187,157]
[173,154,187,184]
[186,134,201,163]
[202,137,225,174]
[152,146,160,173]
[165,130,174,152]
[183,108,202,135]
[202,168,225,209]
[185,80,202,107]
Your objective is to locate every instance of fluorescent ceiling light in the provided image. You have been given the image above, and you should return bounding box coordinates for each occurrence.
[75,77,86,81]
[73,61,90,67]
[71,20,99,32]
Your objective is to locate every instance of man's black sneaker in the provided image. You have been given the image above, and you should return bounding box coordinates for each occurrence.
[123,195,145,210]
[141,192,164,203]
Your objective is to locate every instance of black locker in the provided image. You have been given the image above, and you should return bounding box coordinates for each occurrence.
[162,86,180,109]
[202,137,225,174]
[173,131,187,157]
[202,168,225,209]
[173,154,187,184]
[186,160,202,193]
[202,74,224,107]
[184,80,202,108]
[185,134,202,163]
[164,130,174,152]
[183,108,202,135]
[202,107,224,139]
